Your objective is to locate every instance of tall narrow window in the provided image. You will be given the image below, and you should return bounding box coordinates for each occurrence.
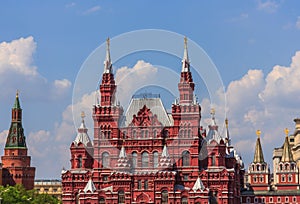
[153,151,159,168]
[118,190,125,204]
[138,180,142,189]
[182,151,190,166]
[132,152,137,169]
[133,130,136,139]
[153,129,157,138]
[212,154,216,166]
[161,190,168,204]
[142,152,149,167]
[102,152,109,168]
[144,180,148,190]
[78,156,82,168]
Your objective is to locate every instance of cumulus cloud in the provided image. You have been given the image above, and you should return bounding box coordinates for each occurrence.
[257,0,280,13]
[206,51,300,166]
[0,36,71,101]
[115,60,158,105]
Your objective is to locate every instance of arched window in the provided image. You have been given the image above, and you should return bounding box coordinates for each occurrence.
[102,152,109,168]
[118,190,125,204]
[281,175,286,182]
[144,180,148,190]
[246,197,251,203]
[145,130,149,138]
[161,190,168,204]
[142,152,149,167]
[153,129,157,138]
[182,151,190,166]
[78,156,82,168]
[99,197,105,204]
[181,197,188,204]
[153,151,159,168]
[132,152,137,169]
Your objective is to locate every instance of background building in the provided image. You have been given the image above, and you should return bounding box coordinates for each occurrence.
[241,122,300,203]
[34,179,62,200]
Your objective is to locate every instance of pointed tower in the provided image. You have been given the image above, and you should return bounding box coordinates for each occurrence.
[1,91,35,190]
[93,37,123,170]
[171,37,201,173]
[100,38,116,106]
[247,130,270,191]
[206,109,226,168]
[70,112,94,169]
[178,37,195,105]
[274,128,298,190]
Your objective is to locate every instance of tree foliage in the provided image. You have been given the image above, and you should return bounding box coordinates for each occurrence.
[0,185,61,204]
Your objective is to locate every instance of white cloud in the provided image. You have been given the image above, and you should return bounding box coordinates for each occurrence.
[257,0,279,13]
[83,6,101,15]
[205,51,300,166]
[0,37,71,101]
[0,130,8,147]
[115,60,158,105]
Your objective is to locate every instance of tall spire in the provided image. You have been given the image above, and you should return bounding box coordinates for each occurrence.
[181,36,190,72]
[253,130,265,163]
[103,37,112,73]
[6,91,26,148]
[281,128,294,162]
[225,118,231,146]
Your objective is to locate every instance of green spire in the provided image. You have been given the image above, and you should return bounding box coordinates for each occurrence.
[5,91,26,149]
[13,90,21,109]
[253,130,265,163]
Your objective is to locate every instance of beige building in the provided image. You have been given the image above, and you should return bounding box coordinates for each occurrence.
[34,179,62,200]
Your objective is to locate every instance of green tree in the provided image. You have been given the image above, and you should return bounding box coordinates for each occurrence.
[0,185,61,204]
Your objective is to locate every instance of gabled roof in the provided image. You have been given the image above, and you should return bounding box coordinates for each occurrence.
[123,94,172,127]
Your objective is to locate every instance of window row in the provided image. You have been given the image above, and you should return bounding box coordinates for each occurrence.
[101,151,191,168]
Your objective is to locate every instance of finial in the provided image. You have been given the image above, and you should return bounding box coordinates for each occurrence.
[184,36,188,48]
[225,118,228,128]
[210,108,215,116]
[256,130,261,138]
[81,111,85,120]
[16,90,19,98]
[284,128,289,137]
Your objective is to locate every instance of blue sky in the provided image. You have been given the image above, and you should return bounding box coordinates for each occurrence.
[0,1,300,178]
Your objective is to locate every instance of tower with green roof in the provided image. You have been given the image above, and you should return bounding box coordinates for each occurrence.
[1,91,35,190]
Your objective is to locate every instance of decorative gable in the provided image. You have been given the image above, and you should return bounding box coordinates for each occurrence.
[130,105,162,127]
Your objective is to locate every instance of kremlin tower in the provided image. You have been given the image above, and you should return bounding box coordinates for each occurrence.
[1,91,35,190]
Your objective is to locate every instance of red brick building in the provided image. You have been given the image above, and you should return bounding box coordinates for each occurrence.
[241,125,300,203]
[62,38,245,204]
[1,92,35,190]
